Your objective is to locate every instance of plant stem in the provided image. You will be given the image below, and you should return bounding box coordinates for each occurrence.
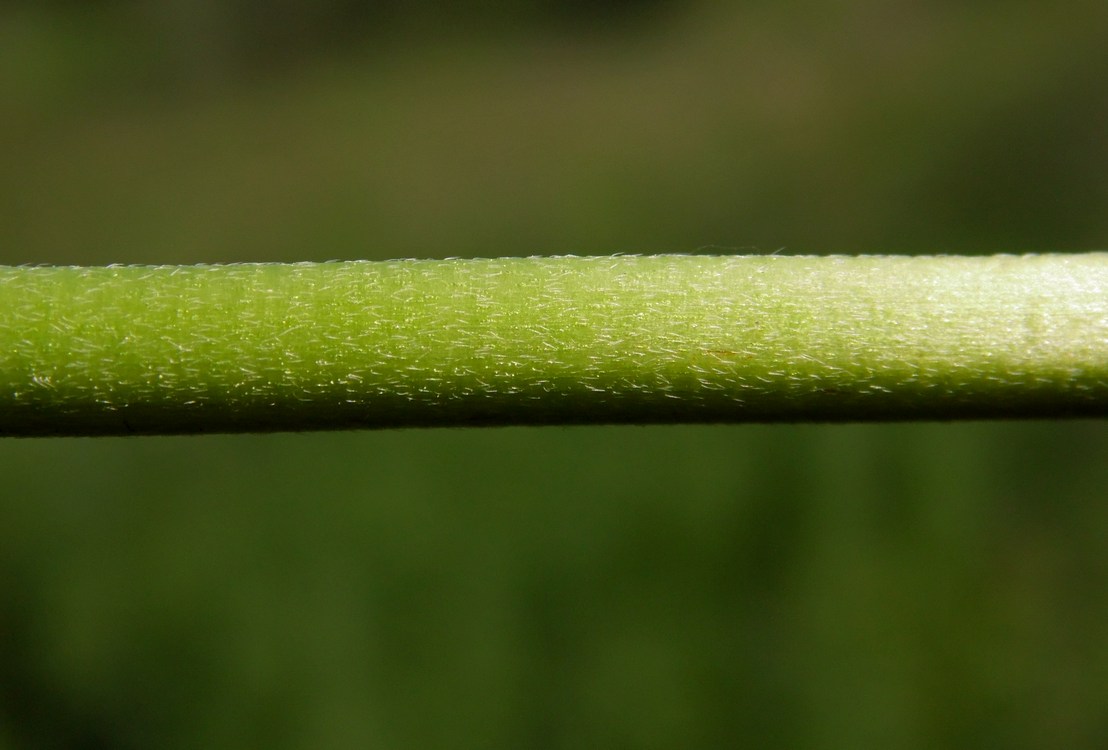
[1,254,1105,436]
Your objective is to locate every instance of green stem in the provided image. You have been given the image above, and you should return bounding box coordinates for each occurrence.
[1,254,1105,436]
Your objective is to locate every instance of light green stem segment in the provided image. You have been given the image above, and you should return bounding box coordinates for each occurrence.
[1,254,1106,436]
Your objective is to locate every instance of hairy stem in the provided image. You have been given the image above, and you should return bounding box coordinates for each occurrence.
[1,254,1105,436]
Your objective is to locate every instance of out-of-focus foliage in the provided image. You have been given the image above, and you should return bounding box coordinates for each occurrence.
[3,1,1107,267]
[1,0,678,95]
[1,1,1107,748]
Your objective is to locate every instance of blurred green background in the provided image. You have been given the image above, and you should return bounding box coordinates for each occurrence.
[2,1,1108,747]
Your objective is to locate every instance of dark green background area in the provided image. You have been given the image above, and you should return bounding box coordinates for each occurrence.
[2,1,1107,747]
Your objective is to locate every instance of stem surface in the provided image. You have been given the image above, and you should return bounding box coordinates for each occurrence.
[1,254,1105,436]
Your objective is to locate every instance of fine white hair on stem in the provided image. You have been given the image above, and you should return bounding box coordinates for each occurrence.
[0,253,1105,436]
